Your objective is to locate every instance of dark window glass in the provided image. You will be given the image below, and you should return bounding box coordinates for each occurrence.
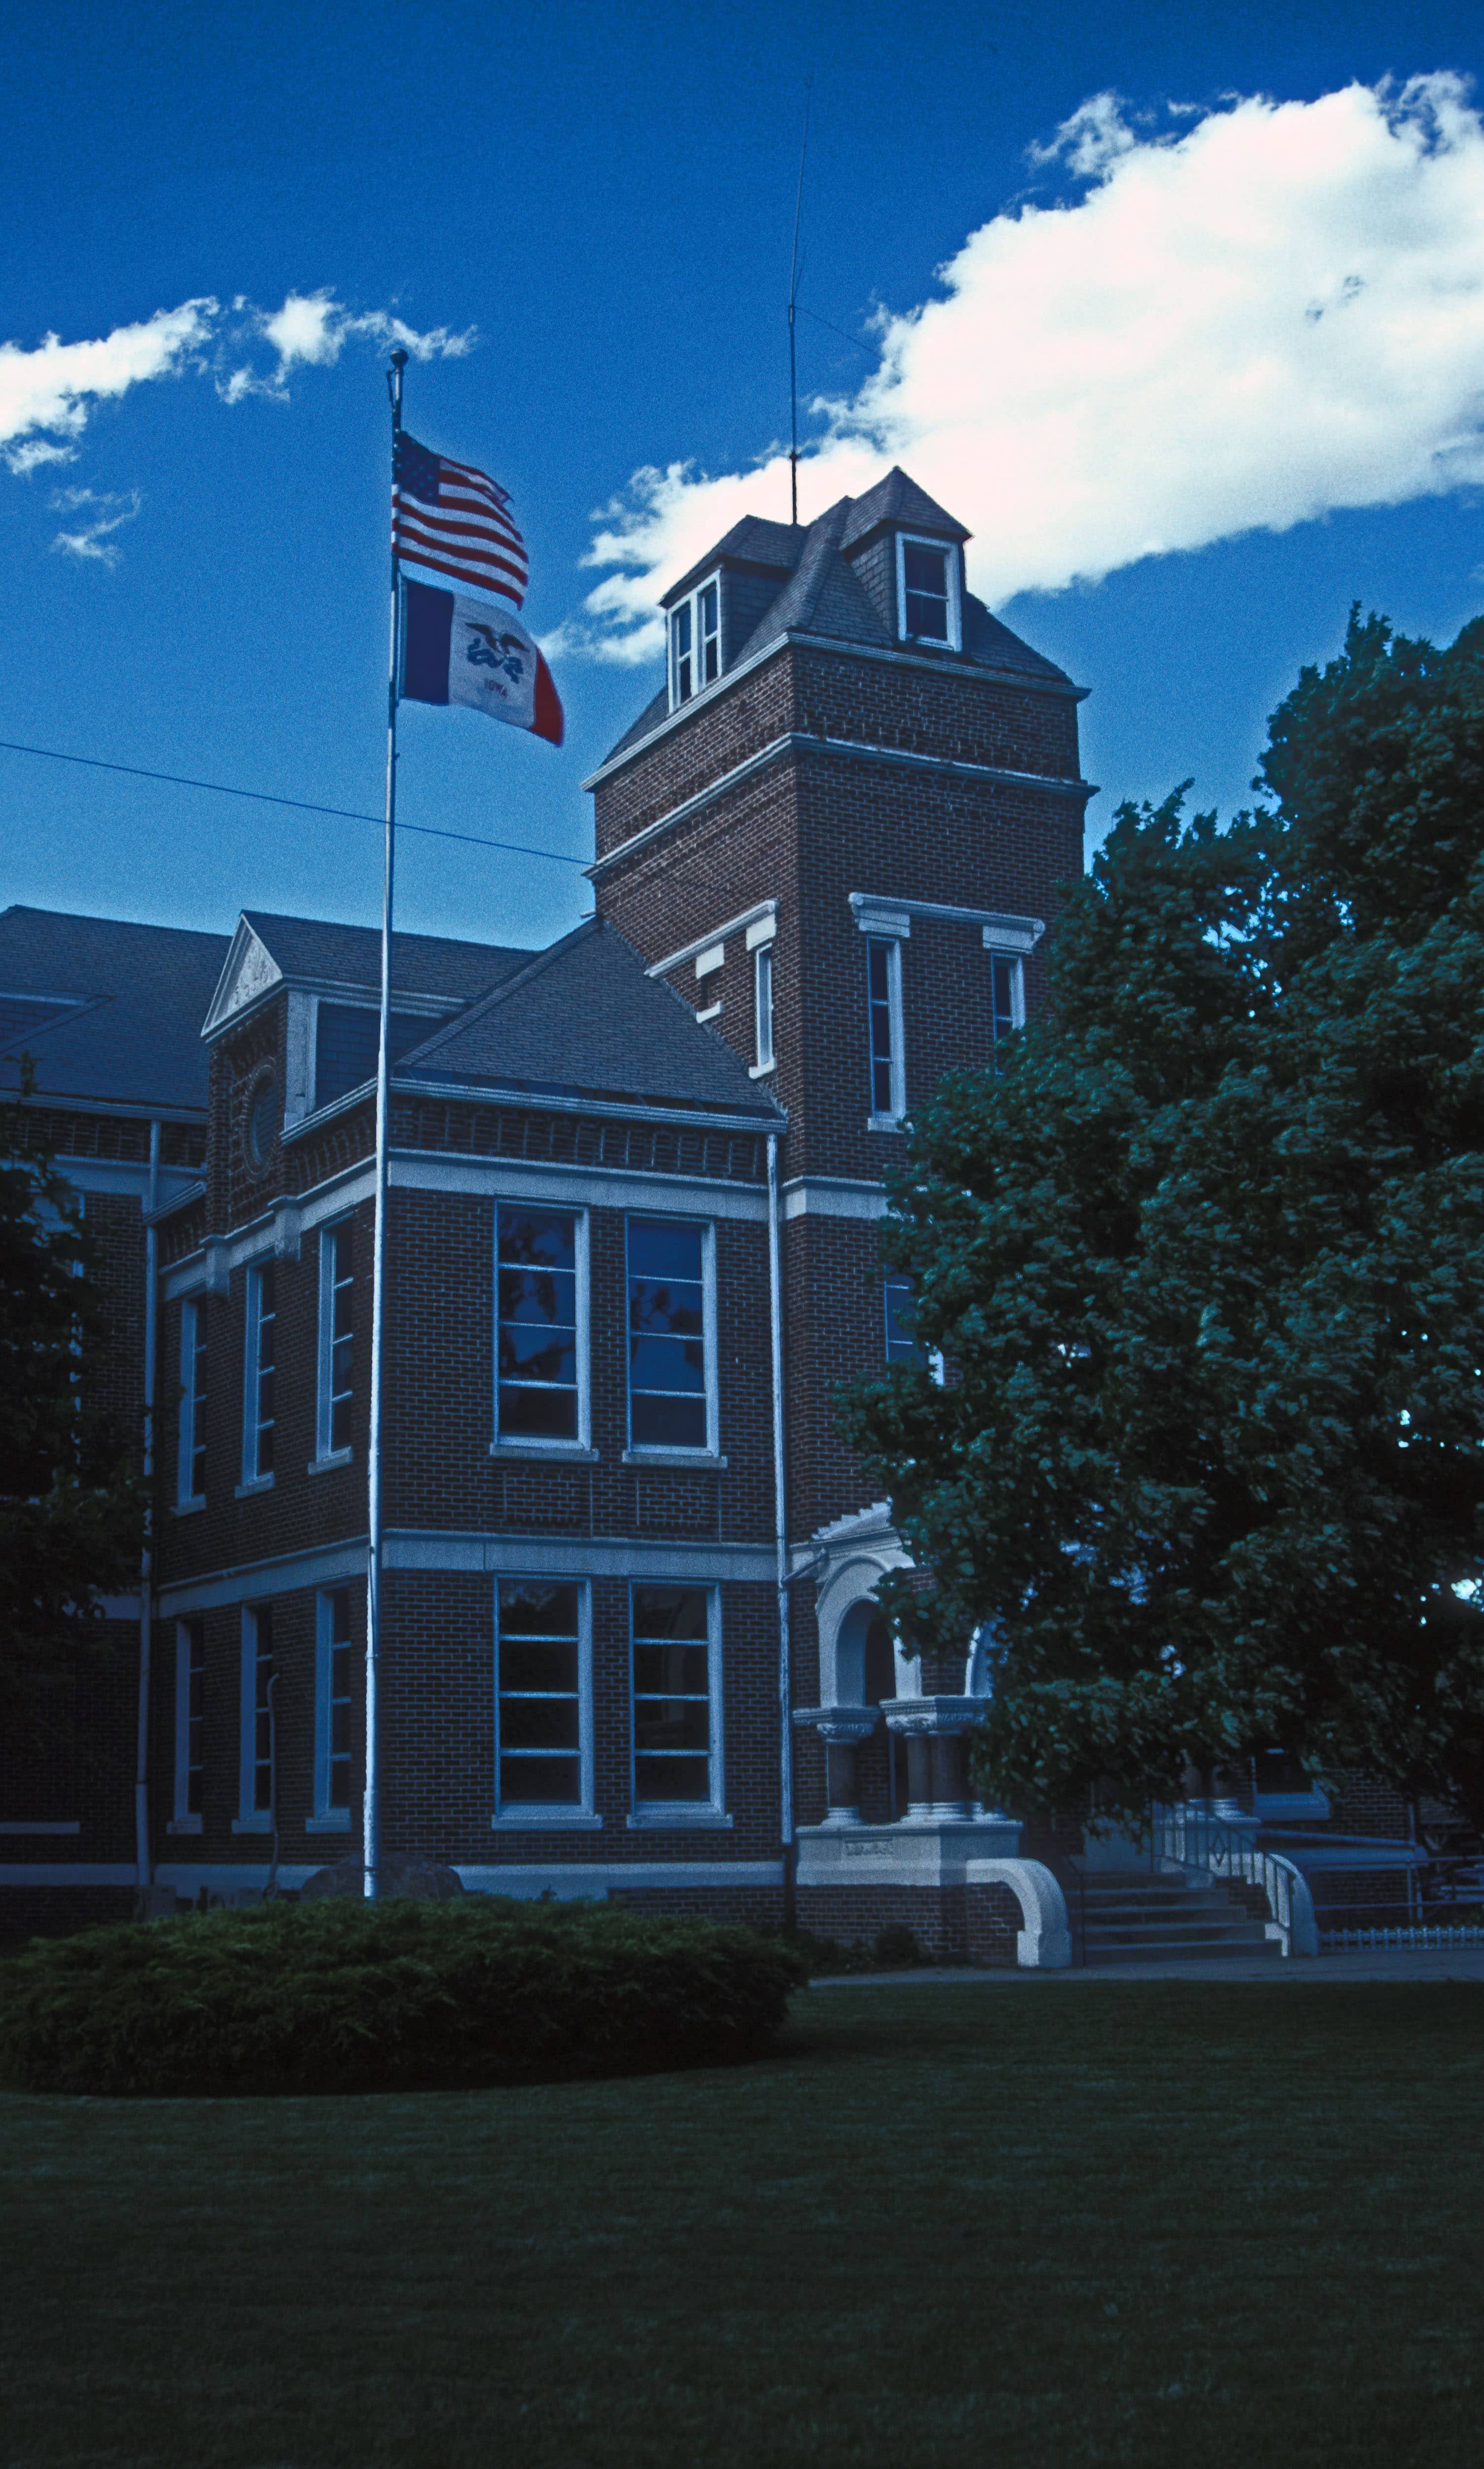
[249,1266,275,1479]
[672,602,693,704]
[498,1209,578,1440]
[248,1077,278,1170]
[867,938,897,1116]
[698,580,720,685]
[181,1300,207,1503]
[249,1605,274,1814]
[314,1005,428,1113]
[326,1588,353,1809]
[627,1219,707,1449]
[632,1586,712,1804]
[884,1277,921,1365]
[325,1224,354,1453]
[183,1620,204,1816]
[498,1581,582,1808]
[902,541,950,641]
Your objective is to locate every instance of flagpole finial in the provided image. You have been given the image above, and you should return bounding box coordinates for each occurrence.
[387,347,408,424]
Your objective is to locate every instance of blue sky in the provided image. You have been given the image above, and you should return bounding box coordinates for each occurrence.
[3,0,1483,957]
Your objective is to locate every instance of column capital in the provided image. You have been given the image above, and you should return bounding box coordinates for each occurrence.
[880,1695,983,1736]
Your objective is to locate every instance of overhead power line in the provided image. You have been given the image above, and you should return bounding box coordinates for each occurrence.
[0,734,590,869]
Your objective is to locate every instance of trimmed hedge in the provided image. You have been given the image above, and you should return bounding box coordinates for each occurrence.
[0,1896,808,2097]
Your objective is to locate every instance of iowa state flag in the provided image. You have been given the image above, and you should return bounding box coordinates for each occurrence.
[400,577,564,746]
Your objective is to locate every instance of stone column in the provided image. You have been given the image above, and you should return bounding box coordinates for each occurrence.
[881,1696,988,1822]
[794,1706,882,1826]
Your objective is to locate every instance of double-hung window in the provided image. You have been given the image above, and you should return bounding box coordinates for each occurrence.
[496,1206,586,1445]
[172,1619,204,1829]
[494,1579,592,1817]
[238,1604,274,1828]
[669,575,721,708]
[241,1263,275,1486]
[626,1217,713,1453]
[884,1276,921,1365]
[753,942,775,1073]
[177,1298,207,1507]
[866,937,906,1123]
[316,1221,354,1460]
[630,1584,722,1815]
[896,535,960,648]
[313,1588,354,1823]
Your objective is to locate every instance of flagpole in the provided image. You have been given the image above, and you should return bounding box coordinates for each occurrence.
[366,343,407,1901]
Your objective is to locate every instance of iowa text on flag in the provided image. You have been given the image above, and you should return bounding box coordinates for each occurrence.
[401,578,564,746]
[392,433,529,607]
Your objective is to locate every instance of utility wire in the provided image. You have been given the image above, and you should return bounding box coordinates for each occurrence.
[0,734,590,869]
[797,303,877,361]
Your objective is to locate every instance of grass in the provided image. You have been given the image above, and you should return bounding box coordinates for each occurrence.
[2,1980,1482,2469]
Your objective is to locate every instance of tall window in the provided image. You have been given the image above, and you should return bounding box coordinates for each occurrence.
[753,942,775,1073]
[178,1298,207,1506]
[884,1277,921,1365]
[242,1264,275,1484]
[631,1585,718,1809]
[497,1208,581,1443]
[240,1604,274,1822]
[669,575,720,708]
[866,937,905,1122]
[627,1218,709,1450]
[173,1619,204,1825]
[988,952,1022,1070]
[897,535,959,646]
[496,1580,587,1812]
[315,1588,354,1817]
[317,1222,354,1458]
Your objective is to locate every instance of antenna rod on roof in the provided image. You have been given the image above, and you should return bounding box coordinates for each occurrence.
[787,78,812,529]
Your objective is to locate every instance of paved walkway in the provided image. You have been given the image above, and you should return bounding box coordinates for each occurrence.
[812,1947,1484,1986]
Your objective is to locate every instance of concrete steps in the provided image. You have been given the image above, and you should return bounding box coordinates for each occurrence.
[1072,1870,1281,1965]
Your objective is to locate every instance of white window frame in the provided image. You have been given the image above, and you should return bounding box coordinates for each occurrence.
[170,1618,204,1833]
[240,1262,275,1490]
[310,1587,355,1828]
[749,912,776,1077]
[235,1604,273,1832]
[864,932,907,1128]
[623,1215,719,1462]
[668,571,722,710]
[628,1581,727,1826]
[492,1203,591,1455]
[315,1218,355,1466]
[895,532,962,650]
[177,1297,206,1510]
[492,1577,597,1826]
[984,946,1027,1045]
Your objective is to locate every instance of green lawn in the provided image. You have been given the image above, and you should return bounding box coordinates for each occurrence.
[3,1981,1482,2469]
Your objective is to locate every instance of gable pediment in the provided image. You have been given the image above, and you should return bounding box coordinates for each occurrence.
[202,917,283,1039]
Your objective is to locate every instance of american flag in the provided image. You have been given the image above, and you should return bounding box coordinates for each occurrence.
[392,431,529,608]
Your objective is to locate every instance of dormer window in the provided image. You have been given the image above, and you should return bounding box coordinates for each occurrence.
[896,535,960,649]
[670,575,721,708]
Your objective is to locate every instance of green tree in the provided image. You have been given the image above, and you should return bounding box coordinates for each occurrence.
[839,612,1484,1830]
[0,1067,143,1713]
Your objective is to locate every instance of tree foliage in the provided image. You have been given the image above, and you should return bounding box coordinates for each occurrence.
[0,1068,143,1710]
[839,612,1484,1828]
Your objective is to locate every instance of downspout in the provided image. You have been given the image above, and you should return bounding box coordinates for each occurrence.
[767,1132,795,1929]
[135,1119,161,1892]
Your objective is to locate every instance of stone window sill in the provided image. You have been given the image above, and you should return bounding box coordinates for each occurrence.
[307,1449,353,1477]
[622,1450,727,1471]
[305,1813,352,1833]
[166,1816,203,1836]
[489,1441,599,1464]
[232,1814,271,1835]
[172,1497,206,1518]
[490,1812,604,1830]
[866,1116,905,1135]
[627,1810,734,1831]
[235,1476,274,1500]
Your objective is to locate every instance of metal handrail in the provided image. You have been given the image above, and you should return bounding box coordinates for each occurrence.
[1149,1802,1310,1955]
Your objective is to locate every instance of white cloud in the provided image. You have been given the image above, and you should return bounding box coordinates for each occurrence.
[574,73,1484,662]
[0,299,216,474]
[50,485,142,567]
[3,290,476,462]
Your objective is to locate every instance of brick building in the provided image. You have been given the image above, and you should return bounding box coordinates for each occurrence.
[1,468,1433,1958]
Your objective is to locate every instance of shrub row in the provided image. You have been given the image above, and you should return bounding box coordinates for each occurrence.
[0,1897,808,2097]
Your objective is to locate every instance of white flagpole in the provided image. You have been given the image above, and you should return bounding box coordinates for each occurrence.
[365,343,408,1900]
